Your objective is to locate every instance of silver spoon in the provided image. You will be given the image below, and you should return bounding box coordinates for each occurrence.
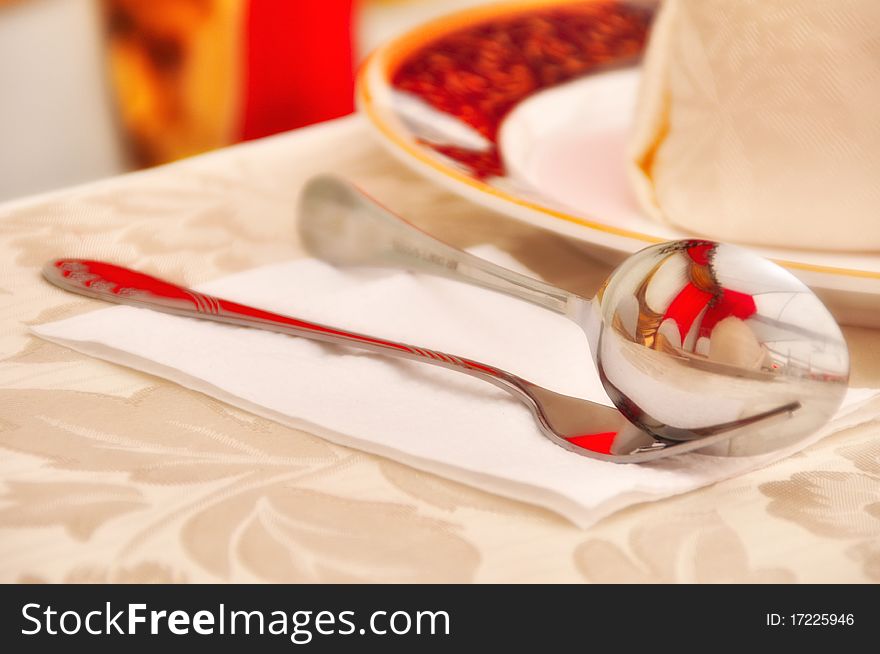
[298,175,851,458]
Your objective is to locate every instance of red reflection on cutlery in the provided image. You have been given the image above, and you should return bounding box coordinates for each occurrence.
[565,431,617,455]
[50,258,499,375]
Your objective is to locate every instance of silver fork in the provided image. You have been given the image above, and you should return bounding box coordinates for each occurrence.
[41,257,786,464]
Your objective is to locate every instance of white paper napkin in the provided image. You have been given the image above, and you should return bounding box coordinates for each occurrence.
[33,247,878,527]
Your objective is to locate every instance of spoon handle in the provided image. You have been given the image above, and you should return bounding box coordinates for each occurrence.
[298,175,583,318]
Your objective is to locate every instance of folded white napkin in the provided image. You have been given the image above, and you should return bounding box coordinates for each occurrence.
[33,247,877,527]
[629,0,880,250]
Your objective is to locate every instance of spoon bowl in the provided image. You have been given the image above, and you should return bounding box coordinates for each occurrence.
[594,239,849,455]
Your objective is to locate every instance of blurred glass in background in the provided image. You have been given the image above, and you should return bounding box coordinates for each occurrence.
[0,0,492,202]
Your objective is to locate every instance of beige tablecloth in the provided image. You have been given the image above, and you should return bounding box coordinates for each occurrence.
[1,115,879,583]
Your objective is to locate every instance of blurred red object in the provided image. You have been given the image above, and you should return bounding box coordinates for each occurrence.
[104,0,357,167]
[240,0,355,141]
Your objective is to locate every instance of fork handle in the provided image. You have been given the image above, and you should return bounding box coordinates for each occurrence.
[298,175,579,317]
[41,258,542,397]
[42,257,640,457]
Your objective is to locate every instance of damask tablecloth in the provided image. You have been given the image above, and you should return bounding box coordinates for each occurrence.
[1,115,879,583]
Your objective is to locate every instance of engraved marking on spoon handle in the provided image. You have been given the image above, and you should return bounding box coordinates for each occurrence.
[299,175,582,317]
[389,236,576,316]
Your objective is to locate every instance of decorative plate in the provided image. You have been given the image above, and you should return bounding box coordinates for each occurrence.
[357,0,880,327]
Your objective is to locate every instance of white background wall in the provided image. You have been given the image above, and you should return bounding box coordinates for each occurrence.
[0,0,125,202]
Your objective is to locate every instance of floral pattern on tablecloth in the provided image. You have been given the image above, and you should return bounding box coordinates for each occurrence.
[0,116,878,582]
